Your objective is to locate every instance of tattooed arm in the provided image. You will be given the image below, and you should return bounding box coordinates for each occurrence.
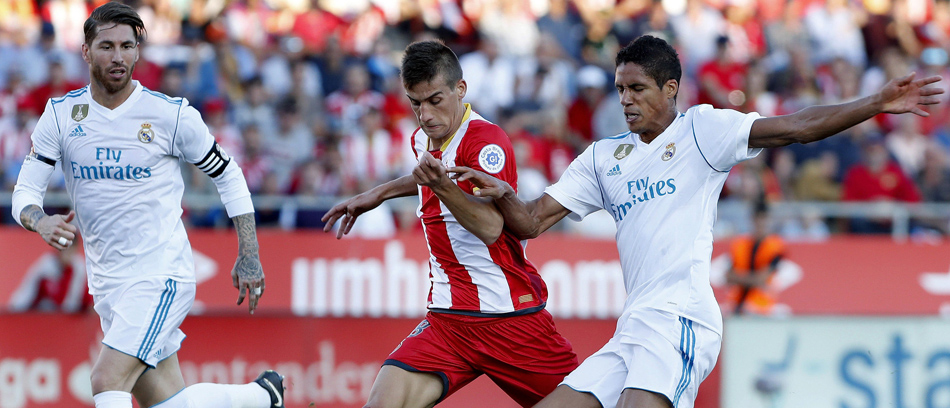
[19,205,77,250]
[231,213,264,314]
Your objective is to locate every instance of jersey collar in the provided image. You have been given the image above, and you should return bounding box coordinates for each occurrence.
[433,103,472,152]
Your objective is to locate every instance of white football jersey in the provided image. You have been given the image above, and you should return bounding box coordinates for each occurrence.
[545,105,762,334]
[29,82,228,294]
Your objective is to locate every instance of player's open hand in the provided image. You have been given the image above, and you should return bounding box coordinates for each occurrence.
[413,151,451,190]
[321,192,382,239]
[232,252,264,314]
[36,210,77,250]
[880,73,944,116]
[448,166,511,200]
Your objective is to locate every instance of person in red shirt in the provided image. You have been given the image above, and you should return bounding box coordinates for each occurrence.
[842,133,921,233]
[27,57,85,114]
[567,65,608,145]
[322,40,578,408]
[697,36,747,109]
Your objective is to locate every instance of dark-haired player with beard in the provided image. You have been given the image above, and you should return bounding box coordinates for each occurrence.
[12,2,284,407]
[450,35,943,408]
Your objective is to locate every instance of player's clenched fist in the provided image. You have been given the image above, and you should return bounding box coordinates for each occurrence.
[448,166,513,200]
[413,151,451,189]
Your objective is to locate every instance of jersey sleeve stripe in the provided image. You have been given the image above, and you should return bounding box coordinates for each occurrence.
[690,117,727,173]
[48,101,61,134]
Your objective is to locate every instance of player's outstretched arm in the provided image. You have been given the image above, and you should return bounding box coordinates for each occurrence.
[321,174,418,239]
[450,166,572,240]
[749,73,944,149]
[231,213,263,314]
[414,151,503,245]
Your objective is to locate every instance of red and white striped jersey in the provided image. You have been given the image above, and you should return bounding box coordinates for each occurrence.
[412,104,546,316]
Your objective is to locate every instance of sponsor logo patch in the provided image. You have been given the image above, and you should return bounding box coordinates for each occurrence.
[478,144,505,174]
[71,104,88,122]
[614,144,634,160]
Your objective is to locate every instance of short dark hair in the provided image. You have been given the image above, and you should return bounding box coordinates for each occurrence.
[84,2,146,46]
[400,40,463,89]
[615,35,681,90]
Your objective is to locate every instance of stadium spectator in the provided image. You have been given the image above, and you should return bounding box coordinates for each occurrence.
[203,97,244,164]
[458,35,516,122]
[513,33,575,113]
[567,65,609,145]
[232,75,277,139]
[917,147,950,202]
[14,21,86,89]
[794,151,843,201]
[725,200,786,315]
[0,96,37,189]
[10,3,284,408]
[322,40,578,408]
[324,63,385,135]
[886,114,928,175]
[129,42,163,90]
[537,0,587,61]
[698,35,748,109]
[762,0,809,76]
[25,55,86,115]
[449,34,942,408]
[266,97,315,193]
[670,0,726,74]
[804,0,867,68]
[843,133,922,233]
[238,123,272,194]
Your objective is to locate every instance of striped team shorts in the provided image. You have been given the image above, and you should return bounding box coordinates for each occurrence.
[93,276,195,367]
[561,309,721,408]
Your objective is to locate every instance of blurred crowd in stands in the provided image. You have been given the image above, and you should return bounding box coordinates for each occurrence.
[0,0,949,236]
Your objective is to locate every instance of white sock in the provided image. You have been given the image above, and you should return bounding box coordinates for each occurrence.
[94,391,133,408]
[152,382,271,408]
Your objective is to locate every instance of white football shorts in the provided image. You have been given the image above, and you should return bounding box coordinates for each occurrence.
[561,309,721,408]
[93,276,196,368]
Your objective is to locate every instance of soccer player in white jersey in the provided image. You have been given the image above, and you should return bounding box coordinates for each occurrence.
[322,40,578,408]
[11,3,284,408]
[450,35,944,408]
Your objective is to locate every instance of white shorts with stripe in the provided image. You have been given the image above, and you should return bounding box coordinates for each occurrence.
[93,276,195,367]
[561,309,721,408]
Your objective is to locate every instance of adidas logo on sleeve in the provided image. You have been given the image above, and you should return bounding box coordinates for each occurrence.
[606,164,622,177]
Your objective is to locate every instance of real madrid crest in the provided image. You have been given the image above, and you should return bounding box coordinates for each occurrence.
[662,142,676,161]
[138,122,154,143]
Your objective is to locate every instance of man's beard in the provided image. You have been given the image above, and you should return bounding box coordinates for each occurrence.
[91,61,135,94]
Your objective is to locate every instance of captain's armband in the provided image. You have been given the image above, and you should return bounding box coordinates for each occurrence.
[26,147,56,166]
[195,142,231,178]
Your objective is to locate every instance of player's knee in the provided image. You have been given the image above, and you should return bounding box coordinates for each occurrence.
[89,366,120,394]
[89,361,140,394]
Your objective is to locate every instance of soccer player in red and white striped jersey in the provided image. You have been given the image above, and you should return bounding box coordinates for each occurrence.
[322,40,578,408]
